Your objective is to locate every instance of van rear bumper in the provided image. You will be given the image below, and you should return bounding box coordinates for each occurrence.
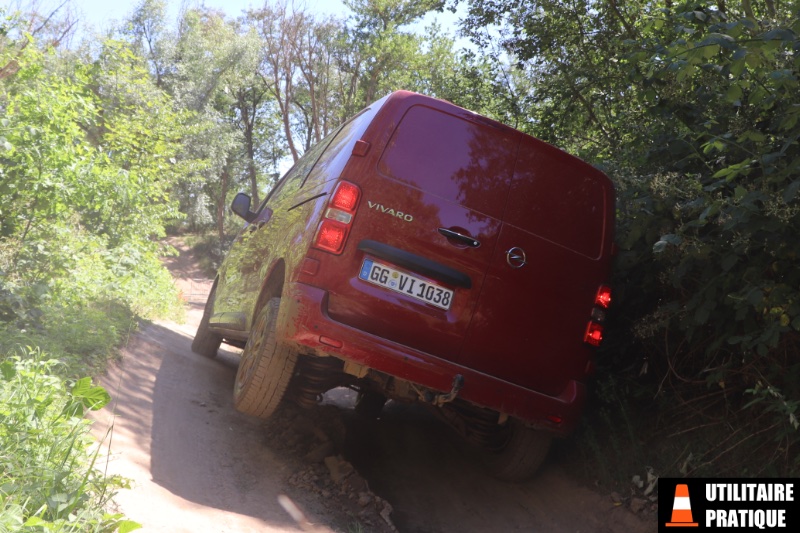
[280,282,585,437]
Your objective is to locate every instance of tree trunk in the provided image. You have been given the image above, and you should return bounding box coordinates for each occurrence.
[217,163,230,243]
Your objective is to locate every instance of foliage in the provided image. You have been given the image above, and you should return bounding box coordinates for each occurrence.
[0,350,140,532]
[1,34,187,329]
[457,0,800,476]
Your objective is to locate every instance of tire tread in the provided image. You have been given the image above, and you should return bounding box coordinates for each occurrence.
[233,298,297,419]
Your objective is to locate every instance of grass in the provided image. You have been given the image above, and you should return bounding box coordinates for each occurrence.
[0,350,140,532]
[0,240,186,531]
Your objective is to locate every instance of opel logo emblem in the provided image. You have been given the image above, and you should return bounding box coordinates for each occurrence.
[506,247,527,269]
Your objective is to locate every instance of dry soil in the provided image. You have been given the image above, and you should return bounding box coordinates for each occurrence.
[91,239,653,533]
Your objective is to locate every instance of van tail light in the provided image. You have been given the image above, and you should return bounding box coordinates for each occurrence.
[584,322,604,347]
[312,180,361,255]
[595,285,612,308]
[584,285,612,347]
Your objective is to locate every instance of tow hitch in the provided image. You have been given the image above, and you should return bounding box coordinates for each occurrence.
[421,374,464,406]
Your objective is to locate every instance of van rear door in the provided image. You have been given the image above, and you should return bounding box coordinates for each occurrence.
[458,136,615,397]
[322,96,519,363]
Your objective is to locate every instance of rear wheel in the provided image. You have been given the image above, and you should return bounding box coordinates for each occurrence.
[191,281,222,358]
[481,419,552,482]
[233,298,297,419]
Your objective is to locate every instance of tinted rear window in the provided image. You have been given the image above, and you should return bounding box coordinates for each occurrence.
[377,105,518,219]
[507,139,608,259]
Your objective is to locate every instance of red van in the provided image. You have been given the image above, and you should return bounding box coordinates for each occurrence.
[193,91,615,480]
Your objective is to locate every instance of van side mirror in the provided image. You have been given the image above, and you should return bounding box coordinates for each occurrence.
[231,192,257,222]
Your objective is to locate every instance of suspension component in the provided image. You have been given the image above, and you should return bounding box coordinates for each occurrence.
[291,355,343,409]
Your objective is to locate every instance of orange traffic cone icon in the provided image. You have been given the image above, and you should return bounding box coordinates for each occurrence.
[665,484,699,527]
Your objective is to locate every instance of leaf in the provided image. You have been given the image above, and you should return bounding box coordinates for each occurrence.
[711,167,733,179]
[117,520,143,533]
[725,83,743,104]
[745,52,762,69]
[738,130,766,143]
[747,289,764,307]
[653,234,682,253]
[695,302,713,325]
[0,360,16,380]
[702,44,720,58]
[721,254,738,272]
[730,58,746,77]
[761,29,796,41]
[71,377,111,411]
[699,32,737,49]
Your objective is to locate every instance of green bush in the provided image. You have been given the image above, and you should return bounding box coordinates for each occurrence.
[0,350,140,532]
[459,0,800,477]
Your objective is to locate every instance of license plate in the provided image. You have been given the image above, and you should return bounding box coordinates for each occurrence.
[359,259,453,310]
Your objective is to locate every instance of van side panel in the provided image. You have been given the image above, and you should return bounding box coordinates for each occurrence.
[212,99,384,335]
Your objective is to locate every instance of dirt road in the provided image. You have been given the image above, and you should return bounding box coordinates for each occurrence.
[92,242,652,532]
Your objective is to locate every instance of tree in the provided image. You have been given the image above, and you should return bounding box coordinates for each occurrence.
[248,1,306,162]
[344,0,445,106]
[124,0,173,88]
[1,32,193,318]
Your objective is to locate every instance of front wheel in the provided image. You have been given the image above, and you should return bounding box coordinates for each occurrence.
[481,419,552,482]
[233,298,297,419]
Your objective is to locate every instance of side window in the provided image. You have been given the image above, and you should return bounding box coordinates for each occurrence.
[301,98,384,190]
[257,132,339,213]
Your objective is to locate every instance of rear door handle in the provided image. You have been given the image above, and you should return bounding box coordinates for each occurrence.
[438,228,480,248]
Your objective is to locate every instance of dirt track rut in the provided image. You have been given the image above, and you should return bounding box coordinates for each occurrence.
[90,241,653,532]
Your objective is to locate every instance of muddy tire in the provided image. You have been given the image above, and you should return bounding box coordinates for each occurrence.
[191,281,222,358]
[233,298,297,419]
[354,391,387,419]
[482,419,552,482]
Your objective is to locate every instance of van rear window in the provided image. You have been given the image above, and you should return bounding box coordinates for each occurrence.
[378,105,517,219]
[507,140,608,259]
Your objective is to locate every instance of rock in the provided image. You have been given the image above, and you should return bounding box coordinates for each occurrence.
[378,499,397,532]
[357,492,372,507]
[630,498,647,514]
[324,455,354,483]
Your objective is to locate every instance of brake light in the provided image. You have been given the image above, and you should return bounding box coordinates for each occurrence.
[312,181,361,255]
[584,322,604,347]
[330,181,360,211]
[595,285,612,308]
[315,221,348,253]
[584,285,612,347]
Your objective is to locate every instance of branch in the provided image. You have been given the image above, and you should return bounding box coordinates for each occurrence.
[606,0,637,40]
[30,0,70,36]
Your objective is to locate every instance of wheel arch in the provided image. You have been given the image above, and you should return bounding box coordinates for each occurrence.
[252,259,286,323]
